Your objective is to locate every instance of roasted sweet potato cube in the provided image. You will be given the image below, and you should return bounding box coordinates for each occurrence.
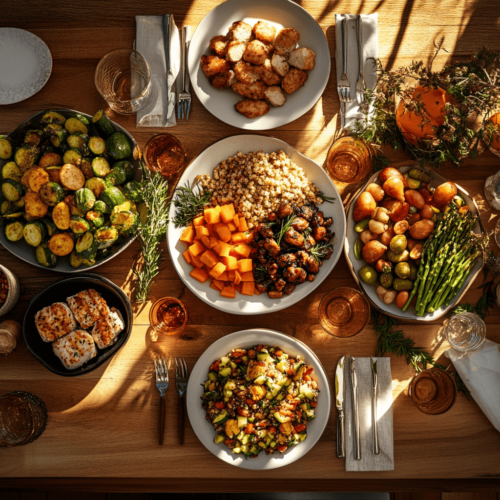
[190,268,209,283]
[216,225,232,243]
[228,270,236,281]
[234,270,242,285]
[191,253,205,269]
[200,249,219,268]
[180,226,195,244]
[241,281,255,296]
[237,259,253,273]
[189,240,206,257]
[240,271,255,282]
[222,256,238,271]
[213,279,225,291]
[193,216,205,227]
[220,203,235,223]
[218,271,229,281]
[238,218,249,232]
[182,250,192,264]
[209,237,219,248]
[204,207,221,224]
[221,285,236,299]
[201,235,211,248]
[215,241,231,257]
[227,222,237,232]
[234,243,251,258]
[195,226,210,238]
[210,281,220,291]
[231,232,246,244]
[233,214,240,227]
[209,262,227,279]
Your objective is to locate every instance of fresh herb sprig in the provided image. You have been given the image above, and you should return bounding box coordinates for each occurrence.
[133,161,170,303]
[310,241,333,262]
[317,192,336,204]
[172,182,212,228]
[273,214,296,245]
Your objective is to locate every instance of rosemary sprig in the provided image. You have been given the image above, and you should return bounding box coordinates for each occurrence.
[254,265,268,281]
[133,161,170,303]
[273,214,295,245]
[317,192,336,204]
[310,241,333,262]
[172,181,212,228]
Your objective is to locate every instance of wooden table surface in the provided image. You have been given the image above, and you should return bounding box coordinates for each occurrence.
[1,0,500,493]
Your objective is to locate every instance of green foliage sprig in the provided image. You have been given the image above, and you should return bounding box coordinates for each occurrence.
[172,182,212,228]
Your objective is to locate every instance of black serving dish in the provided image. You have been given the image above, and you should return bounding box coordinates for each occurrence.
[23,273,133,376]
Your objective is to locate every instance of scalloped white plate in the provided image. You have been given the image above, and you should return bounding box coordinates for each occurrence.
[186,328,330,469]
[167,134,346,315]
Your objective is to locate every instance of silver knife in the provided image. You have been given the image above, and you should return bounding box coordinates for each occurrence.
[371,358,380,455]
[351,357,361,460]
[335,355,346,458]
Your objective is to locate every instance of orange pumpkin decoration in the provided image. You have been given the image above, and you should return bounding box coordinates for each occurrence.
[396,86,447,145]
[489,112,500,152]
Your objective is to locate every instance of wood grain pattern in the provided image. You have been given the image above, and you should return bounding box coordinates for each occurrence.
[1,0,500,492]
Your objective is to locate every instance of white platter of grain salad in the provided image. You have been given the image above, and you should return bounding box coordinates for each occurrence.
[186,328,330,469]
[167,135,346,315]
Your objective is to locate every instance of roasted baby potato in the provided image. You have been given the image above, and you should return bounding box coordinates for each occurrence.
[409,219,435,240]
[282,68,307,94]
[232,81,267,100]
[381,198,410,223]
[362,240,387,265]
[353,191,377,222]
[235,99,270,119]
[379,167,404,184]
[383,177,405,202]
[201,55,230,77]
[404,189,425,209]
[365,182,385,202]
[431,181,457,210]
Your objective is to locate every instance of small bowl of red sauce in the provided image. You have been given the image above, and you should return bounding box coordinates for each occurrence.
[149,297,188,336]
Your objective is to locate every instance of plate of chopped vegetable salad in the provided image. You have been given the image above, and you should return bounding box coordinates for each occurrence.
[186,328,330,469]
[0,109,143,273]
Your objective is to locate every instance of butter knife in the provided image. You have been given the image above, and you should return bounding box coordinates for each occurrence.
[371,357,380,455]
[335,355,346,458]
[351,357,361,460]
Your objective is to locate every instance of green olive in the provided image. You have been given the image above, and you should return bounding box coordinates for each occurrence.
[354,238,364,260]
[408,168,431,183]
[359,265,378,285]
[389,234,407,254]
[387,249,410,263]
[379,272,394,289]
[408,261,418,280]
[395,262,410,279]
[393,278,414,291]
[354,218,370,233]
[408,205,418,214]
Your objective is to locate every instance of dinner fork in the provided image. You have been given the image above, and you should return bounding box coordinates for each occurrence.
[338,18,351,126]
[175,357,189,445]
[154,358,169,446]
[177,25,192,120]
[355,16,369,113]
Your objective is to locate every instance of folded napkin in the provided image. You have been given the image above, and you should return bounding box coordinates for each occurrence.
[335,14,378,129]
[344,357,394,471]
[135,14,180,127]
[445,340,500,432]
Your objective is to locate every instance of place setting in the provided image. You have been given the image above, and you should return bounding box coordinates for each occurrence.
[1,0,500,491]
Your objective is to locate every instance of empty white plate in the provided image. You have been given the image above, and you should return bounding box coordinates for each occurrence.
[0,28,52,105]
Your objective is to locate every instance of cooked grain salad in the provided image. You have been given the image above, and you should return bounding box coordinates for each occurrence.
[202,344,319,457]
[196,150,323,229]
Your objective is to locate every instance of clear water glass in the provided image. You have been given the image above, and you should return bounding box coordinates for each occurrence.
[95,49,152,115]
[445,312,486,353]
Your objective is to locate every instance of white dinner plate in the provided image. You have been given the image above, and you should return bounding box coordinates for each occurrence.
[188,0,331,130]
[0,28,52,105]
[344,165,484,321]
[167,134,346,315]
[186,328,331,470]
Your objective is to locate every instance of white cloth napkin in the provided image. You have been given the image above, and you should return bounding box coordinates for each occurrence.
[344,357,394,471]
[445,340,500,432]
[135,15,180,127]
[335,14,378,129]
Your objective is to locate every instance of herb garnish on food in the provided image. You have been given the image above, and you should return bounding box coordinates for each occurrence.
[172,182,212,228]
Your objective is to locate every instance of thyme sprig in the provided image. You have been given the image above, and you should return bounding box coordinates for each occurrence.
[317,192,336,204]
[133,161,170,303]
[172,182,212,228]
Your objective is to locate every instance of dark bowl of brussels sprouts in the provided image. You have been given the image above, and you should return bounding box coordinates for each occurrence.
[0,108,144,273]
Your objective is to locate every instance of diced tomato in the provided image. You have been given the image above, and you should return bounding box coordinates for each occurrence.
[210,361,219,372]
[268,426,277,434]
[274,350,283,357]
[245,423,254,434]
[310,401,318,408]
[224,439,235,447]
[303,374,311,381]
[296,410,302,419]
[246,399,255,406]
[238,408,249,416]
[277,445,288,452]
[304,367,314,375]
[294,424,306,433]
[214,401,225,410]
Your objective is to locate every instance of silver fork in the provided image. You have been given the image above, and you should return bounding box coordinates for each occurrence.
[356,16,369,113]
[177,25,192,120]
[175,357,189,445]
[338,18,351,126]
[154,358,169,446]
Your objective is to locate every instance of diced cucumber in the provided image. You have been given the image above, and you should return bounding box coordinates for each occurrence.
[283,378,292,387]
[219,367,231,377]
[208,371,218,381]
[241,444,249,454]
[299,384,315,400]
[297,432,307,442]
[257,352,268,361]
[213,410,228,425]
[214,434,225,444]
[294,361,305,373]
[240,434,250,445]
[265,436,273,447]
[224,380,236,391]
[294,365,306,381]
[258,441,267,449]
[276,361,286,373]
[275,393,285,402]
[305,409,315,421]
[220,356,230,366]
[274,411,288,423]
[270,441,277,448]
[236,430,246,442]
[237,416,247,428]
[253,375,266,385]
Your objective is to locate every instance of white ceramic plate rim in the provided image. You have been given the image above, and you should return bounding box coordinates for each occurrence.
[188,0,331,130]
[186,328,331,470]
[0,28,52,105]
[166,134,346,315]
[344,165,483,321]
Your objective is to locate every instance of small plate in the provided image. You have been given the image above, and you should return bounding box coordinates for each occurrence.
[186,328,330,469]
[188,0,330,130]
[0,28,52,105]
[167,134,346,315]
[22,273,133,376]
[344,165,484,321]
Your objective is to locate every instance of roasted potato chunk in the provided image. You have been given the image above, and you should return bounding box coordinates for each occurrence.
[271,54,289,77]
[282,68,308,94]
[233,60,260,85]
[274,27,300,56]
[227,21,253,43]
[252,21,276,43]
[249,384,267,401]
[209,35,228,57]
[201,55,230,78]
[210,70,236,89]
[247,360,266,379]
[226,41,246,63]
[255,59,282,86]
[232,80,267,100]
[235,99,270,119]
[288,47,316,71]
[243,40,272,66]
[265,86,286,106]
[225,419,240,438]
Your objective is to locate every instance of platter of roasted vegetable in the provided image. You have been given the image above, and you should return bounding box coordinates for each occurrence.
[345,165,483,321]
[0,109,144,273]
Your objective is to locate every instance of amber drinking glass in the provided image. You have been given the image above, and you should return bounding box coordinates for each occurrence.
[319,287,370,338]
[150,297,188,336]
[326,136,372,183]
[144,134,186,179]
[0,391,47,447]
[95,49,152,114]
[409,368,457,415]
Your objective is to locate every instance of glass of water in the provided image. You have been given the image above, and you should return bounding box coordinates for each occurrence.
[445,312,486,353]
[95,49,152,114]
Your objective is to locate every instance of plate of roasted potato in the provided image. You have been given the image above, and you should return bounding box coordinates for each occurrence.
[344,165,483,322]
[188,0,330,130]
